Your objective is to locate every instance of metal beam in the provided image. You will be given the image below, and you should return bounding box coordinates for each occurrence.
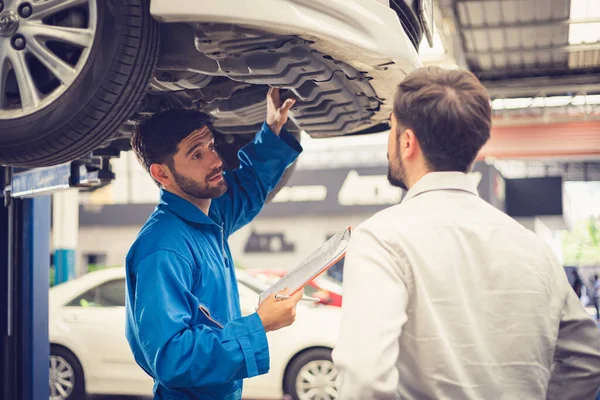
[484,75,600,97]
[463,17,600,31]
[474,65,600,82]
[8,161,115,199]
[0,168,15,400]
[492,115,600,126]
[466,42,600,57]
[438,0,469,69]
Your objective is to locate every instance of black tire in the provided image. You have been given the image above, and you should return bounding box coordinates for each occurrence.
[50,345,86,400]
[0,0,159,167]
[283,348,337,400]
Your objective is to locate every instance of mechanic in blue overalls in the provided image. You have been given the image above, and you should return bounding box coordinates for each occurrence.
[125,88,304,400]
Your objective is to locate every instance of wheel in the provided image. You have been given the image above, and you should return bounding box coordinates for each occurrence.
[283,348,338,400]
[49,345,86,400]
[0,0,159,167]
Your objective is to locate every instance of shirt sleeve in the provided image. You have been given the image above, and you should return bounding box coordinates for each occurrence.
[332,225,409,400]
[547,282,600,400]
[211,122,302,236]
[130,250,270,388]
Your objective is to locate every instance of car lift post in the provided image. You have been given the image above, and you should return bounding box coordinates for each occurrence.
[0,160,114,400]
[1,166,51,400]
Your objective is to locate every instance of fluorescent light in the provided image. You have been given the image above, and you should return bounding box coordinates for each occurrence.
[492,94,600,110]
[492,98,533,110]
[569,0,600,44]
[572,94,600,105]
[541,96,574,107]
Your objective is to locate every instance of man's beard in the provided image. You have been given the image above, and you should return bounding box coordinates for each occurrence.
[387,156,408,191]
[172,166,227,200]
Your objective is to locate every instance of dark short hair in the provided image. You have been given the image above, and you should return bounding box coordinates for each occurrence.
[393,66,492,173]
[131,109,214,184]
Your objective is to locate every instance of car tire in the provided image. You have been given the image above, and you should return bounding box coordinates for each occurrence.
[283,348,338,400]
[0,0,159,167]
[49,345,86,400]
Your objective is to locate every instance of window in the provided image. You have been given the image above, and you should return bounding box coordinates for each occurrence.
[85,253,107,268]
[66,279,126,308]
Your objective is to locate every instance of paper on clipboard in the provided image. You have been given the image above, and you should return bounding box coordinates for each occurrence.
[258,227,351,304]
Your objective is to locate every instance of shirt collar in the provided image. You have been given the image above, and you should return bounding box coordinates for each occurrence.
[402,171,480,203]
[159,188,217,225]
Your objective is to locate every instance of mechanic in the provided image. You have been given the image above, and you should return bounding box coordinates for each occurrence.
[124,88,304,400]
[333,66,600,400]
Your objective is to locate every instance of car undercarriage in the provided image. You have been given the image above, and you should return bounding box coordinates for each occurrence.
[0,0,425,187]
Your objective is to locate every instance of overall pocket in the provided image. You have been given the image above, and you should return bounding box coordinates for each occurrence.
[197,304,224,329]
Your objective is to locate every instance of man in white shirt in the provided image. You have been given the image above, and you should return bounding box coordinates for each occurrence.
[332,66,600,400]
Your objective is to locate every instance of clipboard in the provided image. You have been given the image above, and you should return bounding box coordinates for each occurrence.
[258,227,351,304]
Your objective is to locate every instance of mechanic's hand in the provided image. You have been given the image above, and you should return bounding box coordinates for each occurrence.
[256,288,303,332]
[266,87,296,136]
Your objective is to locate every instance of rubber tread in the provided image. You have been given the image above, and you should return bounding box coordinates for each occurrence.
[0,0,159,167]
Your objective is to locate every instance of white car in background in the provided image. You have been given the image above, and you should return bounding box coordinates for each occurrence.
[49,267,341,400]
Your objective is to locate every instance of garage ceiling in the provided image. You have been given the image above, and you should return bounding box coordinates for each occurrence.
[438,0,600,97]
[432,0,600,162]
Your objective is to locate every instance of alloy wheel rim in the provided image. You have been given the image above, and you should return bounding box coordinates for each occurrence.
[49,354,75,400]
[0,0,97,120]
[296,359,338,400]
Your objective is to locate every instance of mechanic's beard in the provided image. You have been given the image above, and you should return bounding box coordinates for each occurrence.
[172,167,227,200]
[387,157,408,191]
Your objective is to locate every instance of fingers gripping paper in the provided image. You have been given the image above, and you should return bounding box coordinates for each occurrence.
[258,227,351,304]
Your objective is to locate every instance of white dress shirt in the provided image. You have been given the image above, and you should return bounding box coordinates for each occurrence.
[332,172,600,400]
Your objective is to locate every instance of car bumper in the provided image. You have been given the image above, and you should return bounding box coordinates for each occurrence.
[150,0,421,74]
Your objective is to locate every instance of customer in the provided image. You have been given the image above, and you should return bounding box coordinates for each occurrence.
[125,88,304,400]
[332,66,600,400]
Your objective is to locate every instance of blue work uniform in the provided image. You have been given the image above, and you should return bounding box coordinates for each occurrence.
[124,123,302,400]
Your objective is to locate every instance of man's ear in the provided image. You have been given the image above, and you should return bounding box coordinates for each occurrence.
[401,128,419,160]
[150,163,171,187]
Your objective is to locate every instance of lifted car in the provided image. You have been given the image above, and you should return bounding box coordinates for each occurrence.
[0,0,426,180]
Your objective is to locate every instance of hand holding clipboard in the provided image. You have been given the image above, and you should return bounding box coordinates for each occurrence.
[258,227,351,305]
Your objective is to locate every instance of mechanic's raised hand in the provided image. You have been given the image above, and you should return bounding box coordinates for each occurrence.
[266,87,296,136]
[256,288,303,332]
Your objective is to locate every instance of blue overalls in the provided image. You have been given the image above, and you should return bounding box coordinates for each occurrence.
[125,123,302,399]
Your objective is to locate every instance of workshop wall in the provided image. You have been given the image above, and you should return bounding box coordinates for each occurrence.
[77,213,370,275]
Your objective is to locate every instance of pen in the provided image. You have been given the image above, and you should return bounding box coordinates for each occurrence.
[274,294,321,302]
